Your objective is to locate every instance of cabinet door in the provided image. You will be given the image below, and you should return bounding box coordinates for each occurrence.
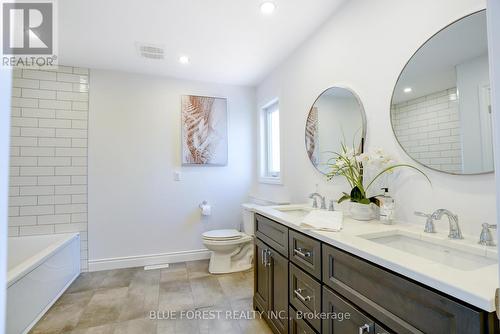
[254,239,270,313]
[268,247,289,334]
[322,286,374,334]
[289,306,318,334]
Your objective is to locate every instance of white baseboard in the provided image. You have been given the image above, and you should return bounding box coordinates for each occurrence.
[88,249,211,272]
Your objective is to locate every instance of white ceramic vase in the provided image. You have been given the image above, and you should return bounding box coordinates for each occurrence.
[349,202,375,221]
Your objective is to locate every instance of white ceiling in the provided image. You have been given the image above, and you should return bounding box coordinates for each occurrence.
[393,11,488,104]
[58,0,345,86]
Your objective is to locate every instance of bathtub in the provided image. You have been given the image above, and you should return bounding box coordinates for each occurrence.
[6,233,81,334]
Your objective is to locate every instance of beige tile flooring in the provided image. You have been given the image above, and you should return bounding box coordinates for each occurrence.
[29,260,273,334]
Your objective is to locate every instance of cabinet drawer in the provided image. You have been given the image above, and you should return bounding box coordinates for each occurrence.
[289,230,321,279]
[322,286,375,334]
[289,306,318,334]
[289,263,321,331]
[255,214,288,256]
[322,244,488,334]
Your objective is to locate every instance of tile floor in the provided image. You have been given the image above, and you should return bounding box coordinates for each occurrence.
[29,260,273,334]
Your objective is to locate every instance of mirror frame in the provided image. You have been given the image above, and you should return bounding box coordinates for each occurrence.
[390,9,491,176]
[305,85,367,175]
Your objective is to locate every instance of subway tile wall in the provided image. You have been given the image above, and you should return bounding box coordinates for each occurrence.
[8,66,89,271]
[391,88,462,173]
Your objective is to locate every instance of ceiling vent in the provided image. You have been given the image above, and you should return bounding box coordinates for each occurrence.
[137,43,165,60]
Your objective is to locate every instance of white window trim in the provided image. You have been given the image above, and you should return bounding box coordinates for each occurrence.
[259,98,282,185]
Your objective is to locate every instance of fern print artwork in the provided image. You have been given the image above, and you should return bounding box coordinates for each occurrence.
[181,95,228,165]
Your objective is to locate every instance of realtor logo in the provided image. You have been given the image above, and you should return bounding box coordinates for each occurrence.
[1,0,57,67]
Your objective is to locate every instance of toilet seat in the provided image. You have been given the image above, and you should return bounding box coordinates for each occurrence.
[202,229,242,241]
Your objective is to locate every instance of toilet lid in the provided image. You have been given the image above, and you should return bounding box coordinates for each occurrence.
[202,229,242,241]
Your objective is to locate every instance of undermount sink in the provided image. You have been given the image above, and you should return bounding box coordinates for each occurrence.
[360,231,497,271]
[273,206,312,218]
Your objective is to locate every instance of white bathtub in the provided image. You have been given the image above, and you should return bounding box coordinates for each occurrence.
[6,233,81,334]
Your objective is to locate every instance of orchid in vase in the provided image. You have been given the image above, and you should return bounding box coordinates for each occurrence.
[326,143,429,218]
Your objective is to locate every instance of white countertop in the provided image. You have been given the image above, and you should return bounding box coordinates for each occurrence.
[252,204,499,312]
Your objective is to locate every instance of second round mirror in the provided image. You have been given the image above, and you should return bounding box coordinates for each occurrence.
[305,87,366,174]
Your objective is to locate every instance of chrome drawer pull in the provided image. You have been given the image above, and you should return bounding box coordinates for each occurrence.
[265,249,272,267]
[293,247,312,258]
[359,324,371,334]
[294,288,311,302]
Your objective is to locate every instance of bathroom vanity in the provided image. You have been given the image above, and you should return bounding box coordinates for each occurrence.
[252,206,499,334]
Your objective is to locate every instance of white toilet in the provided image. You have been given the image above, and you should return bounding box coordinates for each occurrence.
[202,204,255,274]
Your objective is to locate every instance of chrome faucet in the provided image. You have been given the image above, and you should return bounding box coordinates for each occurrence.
[414,211,436,233]
[309,193,326,209]
[479,223,497,246]
[431,209,463,239]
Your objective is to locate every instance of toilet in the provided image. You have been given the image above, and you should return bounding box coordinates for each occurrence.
[202,204,255,274]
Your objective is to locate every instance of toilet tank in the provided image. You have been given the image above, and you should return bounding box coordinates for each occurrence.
[241,204,256,236]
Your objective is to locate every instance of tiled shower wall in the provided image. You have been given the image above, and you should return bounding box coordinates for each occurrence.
[8,66,89,270]
[391,88,462,173]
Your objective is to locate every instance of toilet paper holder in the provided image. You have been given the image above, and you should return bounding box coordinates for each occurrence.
[199,200,209,209]
[199,200,211,216]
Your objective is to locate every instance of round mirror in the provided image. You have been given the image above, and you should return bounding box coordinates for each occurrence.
[305,87,366,174]
[391,10,492,175]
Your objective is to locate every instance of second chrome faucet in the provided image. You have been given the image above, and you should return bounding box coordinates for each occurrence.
[415,209,463,239]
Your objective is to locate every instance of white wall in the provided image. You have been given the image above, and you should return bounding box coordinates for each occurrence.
[253,0,494,237]
[88,70,255,270]
[0,67,12,334]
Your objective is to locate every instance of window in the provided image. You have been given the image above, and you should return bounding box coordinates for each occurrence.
[261,100,281,182]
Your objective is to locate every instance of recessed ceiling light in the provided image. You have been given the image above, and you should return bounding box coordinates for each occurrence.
[260,1,276,15]
[403,87,412,93]
[179,55,190,64]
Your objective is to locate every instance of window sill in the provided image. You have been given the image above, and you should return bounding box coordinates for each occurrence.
[259,176,283,185]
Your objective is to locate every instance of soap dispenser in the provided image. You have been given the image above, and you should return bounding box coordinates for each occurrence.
[378,188,395,224]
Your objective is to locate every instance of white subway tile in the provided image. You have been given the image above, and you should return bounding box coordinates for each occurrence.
[71,213,87,223]
[20,186,54,196]
[71,176,87,185]
[38,137,71,147]
[22,88,56,99]
[22,108,55,118]
[20,147,55,157]
[55,185,87,195]
[56,147,87,157]
[13,68,22,78]
[55,110,87,120]
[55,223,86,233]
[38,118,72,128]
[9,147,20,157]
[11,137,38,146]
[11,88,21,97]
[57,73,88,83]
[21,127,55,137]
[9,196,37,206]
[9,166,20,176]
[56,166,87,175]
[38,176,71,185]
[23,69,56,80]
[73,67,89,75]
[71,194,87,204]
[57,91,88,101]
[71,157,87,166]
[54,66,73,74]
[20,166,54,176]
[72,120,87,129]
[56,203,87,214]
[13,78,39,89]
[8,227,19,237]
[9,187,20,196]
[71,138,87,148]
[9,176,37,186]
[38,157,71,166]
[38,195,71,205]
[38,214,71,225]
[11,107,21,117]
[20,205,54,215]
[9,206,19,216]
[73,83,89,93]
[39,99,72,110]
[10,157,37,166]
[20,225,55,236]
[56,128,87,138]
[72,102,88,111]
[9,216,37,226]
[10,127,20,136]
[39,80,73,91]
[11,117,37,127]
[11,97,38,108]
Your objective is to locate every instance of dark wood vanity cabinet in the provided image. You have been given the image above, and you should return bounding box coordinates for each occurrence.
[254,213,499,334]
[254,234,289,334]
